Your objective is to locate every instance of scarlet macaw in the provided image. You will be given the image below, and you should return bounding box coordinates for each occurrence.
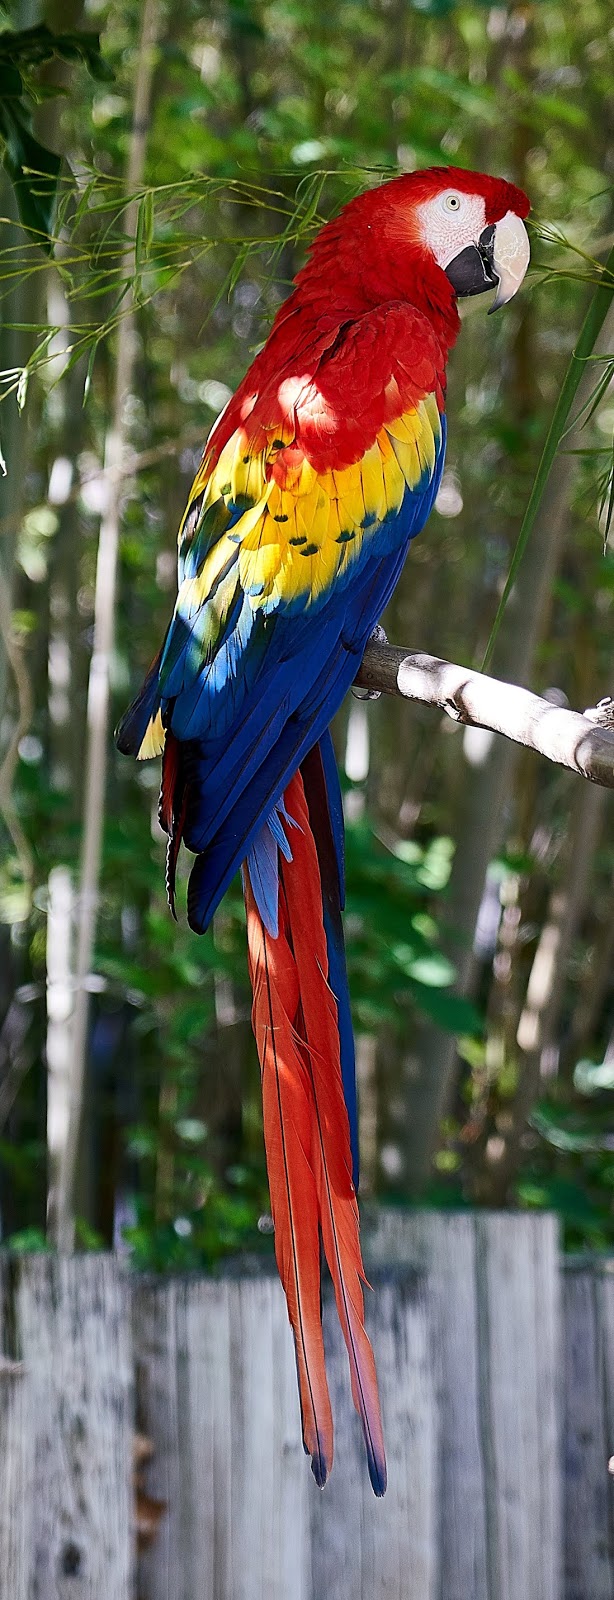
[118,167,530,1494]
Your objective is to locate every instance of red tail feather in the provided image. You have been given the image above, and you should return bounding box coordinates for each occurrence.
[244,770,386,1495]
[281,772,387,1496]
[244,871,334,1488]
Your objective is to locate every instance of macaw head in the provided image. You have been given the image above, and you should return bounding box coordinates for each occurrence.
[303,166,531,334]
[409,166,531,312]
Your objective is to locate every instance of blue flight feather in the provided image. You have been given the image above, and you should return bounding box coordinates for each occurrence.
[245,798,296,936]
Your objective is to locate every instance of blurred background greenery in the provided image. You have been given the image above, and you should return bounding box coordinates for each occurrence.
[1,0,614,1264]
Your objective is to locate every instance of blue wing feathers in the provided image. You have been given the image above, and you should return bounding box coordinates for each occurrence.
[184,550,402,928]
[317,730,346,908]
[115,644,164,755]
[119,422,446,934]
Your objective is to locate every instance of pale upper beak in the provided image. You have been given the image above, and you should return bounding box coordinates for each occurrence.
[488,210,531,312]
[445,210,530,310]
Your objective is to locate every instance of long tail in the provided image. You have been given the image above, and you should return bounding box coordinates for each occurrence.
[245,747,387,1496]
[151,721,386,1492]
[244,869,334,1487]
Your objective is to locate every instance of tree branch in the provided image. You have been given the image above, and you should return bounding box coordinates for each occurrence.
[354,641,614,789]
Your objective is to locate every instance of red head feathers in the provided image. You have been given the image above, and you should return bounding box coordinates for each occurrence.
[294,165,531,342]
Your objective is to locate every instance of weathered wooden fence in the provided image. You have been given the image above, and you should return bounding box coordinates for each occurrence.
[0,1213,612,1600]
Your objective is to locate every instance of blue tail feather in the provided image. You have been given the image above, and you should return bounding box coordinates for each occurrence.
[245,799,296,937]
[241,737,359,1186]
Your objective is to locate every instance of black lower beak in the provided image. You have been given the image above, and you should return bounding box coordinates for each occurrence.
[445,224,498,299]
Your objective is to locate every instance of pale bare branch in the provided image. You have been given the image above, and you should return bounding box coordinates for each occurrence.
[355,641,614,790]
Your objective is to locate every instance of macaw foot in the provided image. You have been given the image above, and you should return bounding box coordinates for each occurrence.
[583,694,614,727]
[352,624,388,700]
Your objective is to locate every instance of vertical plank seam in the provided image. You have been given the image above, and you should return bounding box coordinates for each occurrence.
[597,1271,614,1599]
[533,1217,559,1600]
[474,1216,496,1600]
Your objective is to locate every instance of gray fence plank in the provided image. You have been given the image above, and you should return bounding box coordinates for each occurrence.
[599,1269,614,1593]
[0,1260,34,1600]
[563,1264,614,1600]
[309,1272,438,1600]
[366,1210,490,1600]
[476,1212,561,1600]
[365,1209,561,1600]
[1,1254,134,1600]
[229,1277,311,1600]
[134,1273,311,1600]
[134,1277,231,1600]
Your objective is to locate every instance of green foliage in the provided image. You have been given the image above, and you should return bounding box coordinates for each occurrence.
[482,238,614,669]
[0,23,111,247]
[344,814,482,1035]
[123,1181,266,1273]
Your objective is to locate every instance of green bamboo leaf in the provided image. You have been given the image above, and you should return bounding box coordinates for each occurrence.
[564,356,614,433]
[600,456,614,546]
[225,240,252,299]
[16,366,28,410]
[135,189,154,267]
[82,339,98,407]
[0,102,61,247]
[293,170,328,232]
[482,240,614,671]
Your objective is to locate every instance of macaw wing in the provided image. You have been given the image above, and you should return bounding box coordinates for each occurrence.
[117,304,446,925]
[125,391,444,750]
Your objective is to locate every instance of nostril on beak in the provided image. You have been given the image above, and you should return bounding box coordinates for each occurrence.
[477,224,497,276]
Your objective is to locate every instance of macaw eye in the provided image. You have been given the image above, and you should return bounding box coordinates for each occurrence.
[443,193,462,213]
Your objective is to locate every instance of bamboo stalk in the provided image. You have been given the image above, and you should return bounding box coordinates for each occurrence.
[53,0,161,1252]
[482,237,614,669]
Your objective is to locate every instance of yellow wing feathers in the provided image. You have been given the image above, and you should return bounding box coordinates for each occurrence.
[137,708,164,760]
[134,395,441,756]
[177,396,441,618]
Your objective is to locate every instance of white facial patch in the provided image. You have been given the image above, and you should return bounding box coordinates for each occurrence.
[416,191,487,270]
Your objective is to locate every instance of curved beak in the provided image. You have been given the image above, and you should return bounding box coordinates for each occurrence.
[445,211,530,311]
[487,210,531,313]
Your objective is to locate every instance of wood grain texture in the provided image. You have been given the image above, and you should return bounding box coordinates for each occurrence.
[563,1261,614,1600]
[365,1210,490,1600]
[133,1271,311,1600]
[364,1209,561,1600]
[0,1258,33,1600]
[4,1217,614,1600]
[0,1253,133,1600]
[134,1276,232,1600]
[309,1271,438,1600]
[475,1212,561,1600]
